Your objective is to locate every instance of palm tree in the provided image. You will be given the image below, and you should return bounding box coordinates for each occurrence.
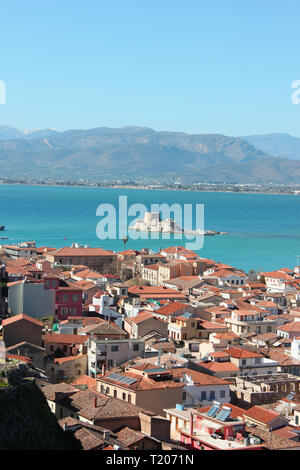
[122,235,128,250]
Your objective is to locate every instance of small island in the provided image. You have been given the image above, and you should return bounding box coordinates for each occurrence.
[128,212,226,236]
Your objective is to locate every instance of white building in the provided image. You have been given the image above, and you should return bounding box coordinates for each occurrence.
[172,368,231,407]
[8,280,55,319]
[88,336,145,377]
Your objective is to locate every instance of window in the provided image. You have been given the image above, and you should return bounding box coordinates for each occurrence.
[62,294,68,303]
[122,393,126,400]
[128,394,131,403]
[182,391,186,401]
[111,345,119,352]
[114,390,117,398]
[220,390,226,398]
[133,344,139,351]
[72,294,78,302]
[209,391,215,401]
[242,359,246,365]
[254,358,261,364]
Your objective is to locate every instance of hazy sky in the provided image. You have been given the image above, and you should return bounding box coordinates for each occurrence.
[1,0,300,136]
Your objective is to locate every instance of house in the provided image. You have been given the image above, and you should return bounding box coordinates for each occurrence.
[2,313,43,348]
[242,405,289,431]
[151,302,194,323]
[165,403,264,450]
[159,246,200,261]
[55,286,83,321]
[266,349,300,375]
[45,245,117,273]
[291,337,300,360]
[72,374,97,390]
[204,269,248,287]
[45,354,88,383]
[97,363,185,415]
[58,418,107,450]
[198,331,240,358]
[8,278,56,319]
[5,341,45,370]
[168,314,201,341]
[255,300,279,315]
[277,322,300,340]
[224,308,276,336]
[88,336,145,376]
[141,264,159,286]
[134,253,167,276]
[3,241,37,259]
[7,275,83,321]
[88,293,123,329]
[162,276,204,293]
[158,261,195,285]
[40,382,155,431]
[43,333,89,357]
[127,286,187,302]
[170,367,231,407]
[124,311,168,339]
[197,347,279,379]
[115,427,161,450]
[259,270,296,294]
[78,320,127,341]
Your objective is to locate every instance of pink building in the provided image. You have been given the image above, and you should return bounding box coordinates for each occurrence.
[44,276,82,321]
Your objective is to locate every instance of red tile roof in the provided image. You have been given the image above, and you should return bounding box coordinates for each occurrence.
[44,333,88,344]
[2,313,43,328]
[170,367,230,385]
[198,361,239,372]
[226,347,263,359]
[51,247,115,257]
[54,354,86,364]
[242,406,281,425]
[154,302,190,316]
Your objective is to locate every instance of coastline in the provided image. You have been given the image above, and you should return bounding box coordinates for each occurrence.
[0,181,299,197]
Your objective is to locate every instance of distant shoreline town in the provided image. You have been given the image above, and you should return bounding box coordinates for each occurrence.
[1,178,300,195]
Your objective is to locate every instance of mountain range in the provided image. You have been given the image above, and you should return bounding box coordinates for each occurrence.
[1,124,300,183]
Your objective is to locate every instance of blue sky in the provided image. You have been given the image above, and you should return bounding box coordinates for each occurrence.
[0,0,300,136]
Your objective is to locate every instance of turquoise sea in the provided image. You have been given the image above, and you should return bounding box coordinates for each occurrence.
[0,184,300,273]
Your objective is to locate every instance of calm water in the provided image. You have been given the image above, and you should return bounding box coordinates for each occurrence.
[0,184,300,272]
